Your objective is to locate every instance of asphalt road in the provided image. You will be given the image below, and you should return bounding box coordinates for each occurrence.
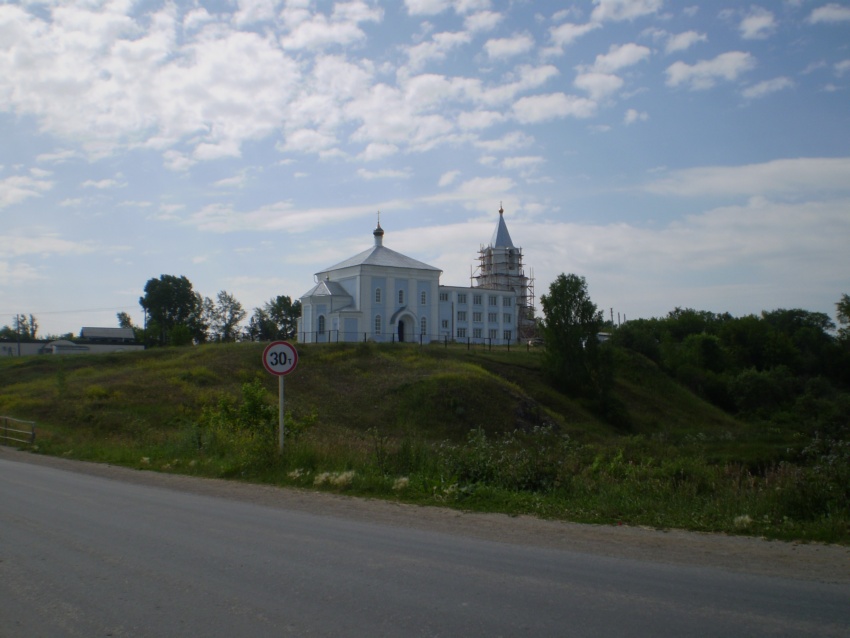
[1,455,848,637]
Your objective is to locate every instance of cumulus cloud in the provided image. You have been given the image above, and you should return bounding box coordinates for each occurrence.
[512,93,596,123]
[574,72,624,100]
[741,77,794,100]
[590,0,663,23]
[357,168,413,180]
[666,52,756,90]
[585,43,652,73]
[624,108,648,124]
[484,33,535,60]
[739,7,776,40]
[807,3,850,24]
[546,21,600,56]
[665,30,707,54]
[0,173,53,208]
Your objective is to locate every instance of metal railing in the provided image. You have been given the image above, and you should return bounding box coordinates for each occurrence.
[1,416,36,447]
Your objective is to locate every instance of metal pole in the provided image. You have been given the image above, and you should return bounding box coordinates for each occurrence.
[278,375,285,454]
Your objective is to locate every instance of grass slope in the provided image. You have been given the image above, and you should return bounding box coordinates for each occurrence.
[1,342,846,543]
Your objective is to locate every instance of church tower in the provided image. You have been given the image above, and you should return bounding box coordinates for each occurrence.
[473,205,535,338]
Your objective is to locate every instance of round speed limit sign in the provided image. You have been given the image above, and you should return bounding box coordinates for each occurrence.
[262,341,298,376]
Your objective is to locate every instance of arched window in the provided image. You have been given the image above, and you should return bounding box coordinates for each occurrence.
[420,291,426,305]
[398,289,404,304]
[420,317,427,335]
[374,315,381,335]
[318,315,325,335]
[375,288,381,303]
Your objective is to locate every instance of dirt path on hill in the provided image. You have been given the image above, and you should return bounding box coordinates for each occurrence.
[4,446,848,584]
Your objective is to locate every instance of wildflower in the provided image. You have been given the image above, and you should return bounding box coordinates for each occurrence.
[393,477,410,491]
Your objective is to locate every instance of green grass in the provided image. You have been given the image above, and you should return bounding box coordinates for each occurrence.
[1,341,847,544]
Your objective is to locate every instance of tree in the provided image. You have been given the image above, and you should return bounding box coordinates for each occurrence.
[837,294,850,343]
[117,312,134,328]
[245,295,302,342]
[139,275,204,347]
[539,274,606,397]
[211,290,246,342]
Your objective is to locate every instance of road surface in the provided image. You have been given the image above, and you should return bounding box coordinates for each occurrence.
[1,450,848,637]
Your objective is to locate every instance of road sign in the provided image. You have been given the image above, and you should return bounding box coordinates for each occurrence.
[262,341,298,376]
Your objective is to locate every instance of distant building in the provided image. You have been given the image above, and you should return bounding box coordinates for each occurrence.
[1,327,143,356]
[298,207,534,344]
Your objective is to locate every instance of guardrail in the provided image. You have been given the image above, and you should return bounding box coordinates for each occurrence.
[0,415,36,447]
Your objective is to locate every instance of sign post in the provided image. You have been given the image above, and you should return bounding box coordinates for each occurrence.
[262,341,299,453]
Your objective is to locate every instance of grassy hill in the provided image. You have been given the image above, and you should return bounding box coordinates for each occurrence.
[1,342,846,543]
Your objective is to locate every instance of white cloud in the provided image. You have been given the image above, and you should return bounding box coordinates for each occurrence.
[474,131,535,152]
[0,174,53,208]
[357,168,413,180]
[741,77,794,100]
[358,143,400,161]
[501,156,544,171]
[405,31,473,70]
[405,0,451,16]
[585,43,651,73]
[590,0,664,22]
[439,170,461,187]
[665,30,707,54]
[644,157,850,198]
[835,60,850,76]
[574,72,624,100]
[739,7,777,40]
[484,33,535,60]
[546,21,600,56]
[807,3,850,23]
[465,10,502,33]
[666,51,756,90]
[81,178,124,189]
[457,110,506,130]
[624,108,648,124]
[512,93,596,123]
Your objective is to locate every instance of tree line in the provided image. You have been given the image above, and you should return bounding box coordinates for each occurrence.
[541,275,850,431]
[0,275,301,347]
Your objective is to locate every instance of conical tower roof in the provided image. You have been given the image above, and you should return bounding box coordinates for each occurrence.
[489,204,515,248]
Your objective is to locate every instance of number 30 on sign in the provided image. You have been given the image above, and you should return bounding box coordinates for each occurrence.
[262,341,298,376]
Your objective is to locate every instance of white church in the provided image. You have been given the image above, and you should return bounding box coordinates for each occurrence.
[298,206,534,345]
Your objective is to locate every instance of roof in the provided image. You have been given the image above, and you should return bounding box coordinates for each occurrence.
[322,244,441,273]
[80,327,136,340]
[490,206,515,248]
[301,279,352,298]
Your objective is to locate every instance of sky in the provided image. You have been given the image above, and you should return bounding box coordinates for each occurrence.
[1,0,849,338]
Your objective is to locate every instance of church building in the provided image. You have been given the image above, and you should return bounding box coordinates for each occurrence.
[298,207,534,345]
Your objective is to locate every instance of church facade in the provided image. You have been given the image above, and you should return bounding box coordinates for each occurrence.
[298,207,533,345]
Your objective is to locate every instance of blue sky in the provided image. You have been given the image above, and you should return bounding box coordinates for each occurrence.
[1,0,849,337]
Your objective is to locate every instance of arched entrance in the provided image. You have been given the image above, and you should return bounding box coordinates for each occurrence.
[396,315,414,343]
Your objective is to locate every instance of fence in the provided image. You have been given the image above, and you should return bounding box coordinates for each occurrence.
[1,416,36,447]
[299,331,543,351]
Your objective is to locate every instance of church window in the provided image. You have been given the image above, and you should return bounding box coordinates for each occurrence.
[489,295,497,306]
[489,328,498,339]
[375,288,381,303]
[439,292,448,301]
[503,330,512,341]
[420,317,427,335]
[473,312,482,322]
[503,297,512,307]
[473,328,482,339]
[457,328,467,338]
[374,315,381,335]
[398,289,404,304]
[504,313,512,324]
[473,294,482,305]
[441,319,448,329]
[488,312,497,323]
[457,293,467,304]
[457,311,467,321]
[318,316,325,335]
[421,291,426,305]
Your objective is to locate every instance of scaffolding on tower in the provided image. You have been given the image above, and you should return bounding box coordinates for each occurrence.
[471,243,537,340]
